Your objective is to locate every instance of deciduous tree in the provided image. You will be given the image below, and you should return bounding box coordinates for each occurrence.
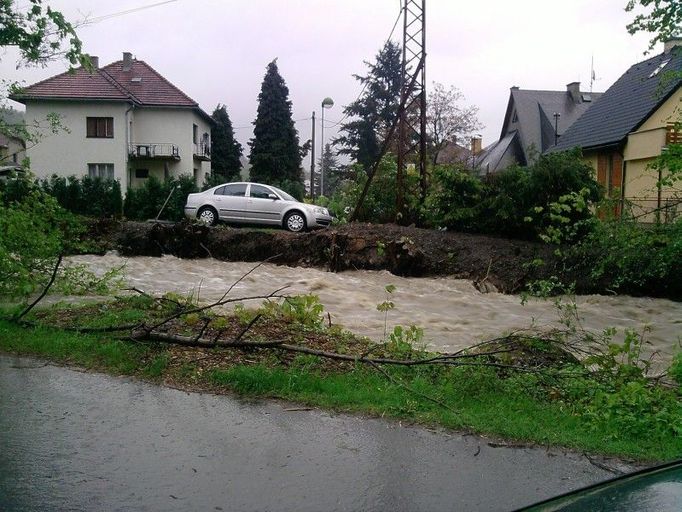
[0,0,87,68]
[626,0,682,51]
[426,82,482,166]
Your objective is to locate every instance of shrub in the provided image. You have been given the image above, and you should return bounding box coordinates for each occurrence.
[0,174,86,298]
[37,175,123,218]
[477,149,601,239]
[324,155,420,224]
[566,217,682,297]
[124,174,198,221]
[670,352,682,388]
[422,164,484,231]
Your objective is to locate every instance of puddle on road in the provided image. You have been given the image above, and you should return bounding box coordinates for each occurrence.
[66,252,682,356]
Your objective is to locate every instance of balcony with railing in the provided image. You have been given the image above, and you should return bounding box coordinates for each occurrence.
[129,143,180,161]
[193,142,211,161]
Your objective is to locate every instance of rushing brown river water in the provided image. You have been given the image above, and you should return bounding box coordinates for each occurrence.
[66,253,682,357]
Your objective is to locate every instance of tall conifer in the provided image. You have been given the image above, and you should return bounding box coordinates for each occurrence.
[249,59,303,193]
[335,41,402,170]
[210,104,242,181]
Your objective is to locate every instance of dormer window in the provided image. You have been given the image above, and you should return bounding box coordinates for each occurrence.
[649,59,671,78]
[512,111,518,123]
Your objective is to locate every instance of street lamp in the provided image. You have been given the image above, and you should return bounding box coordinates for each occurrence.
[320,97,334,196]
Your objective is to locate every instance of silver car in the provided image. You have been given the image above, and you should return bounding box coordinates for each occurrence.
[184,182,333,232]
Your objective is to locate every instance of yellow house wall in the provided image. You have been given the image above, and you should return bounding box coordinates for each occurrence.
[623,88,682,204]
[637,88,682,132]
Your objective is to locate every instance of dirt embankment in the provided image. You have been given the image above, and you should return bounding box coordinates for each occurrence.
[82,220,563,294]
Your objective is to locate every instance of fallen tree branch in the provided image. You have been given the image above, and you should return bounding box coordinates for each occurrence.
[143,290,288,335]
[133,329,553,372]
[133,329,285,348]
[16,255,63,321]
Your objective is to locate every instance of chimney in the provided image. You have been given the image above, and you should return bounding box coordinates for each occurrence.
[89,55,99,68]
[567,82,581,103]
[470,136,482,156]
[122,52,133,71]
[664,37,682,53]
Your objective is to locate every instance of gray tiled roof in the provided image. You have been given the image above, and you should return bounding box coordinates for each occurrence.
[475,131,518,172]
[552,50,682,151]
[508,88,602,159]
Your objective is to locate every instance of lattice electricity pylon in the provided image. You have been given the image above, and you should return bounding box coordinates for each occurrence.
[396,0,427,221]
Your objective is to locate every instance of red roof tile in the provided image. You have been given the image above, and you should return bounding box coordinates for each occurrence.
[13,66,130,101]
[101,60,198,107]
[13,57,200,109]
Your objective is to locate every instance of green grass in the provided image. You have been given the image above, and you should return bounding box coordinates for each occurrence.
[1,316,680,462]
[0,318,154,374]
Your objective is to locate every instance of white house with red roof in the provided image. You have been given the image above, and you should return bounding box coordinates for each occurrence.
[11,52,214,189]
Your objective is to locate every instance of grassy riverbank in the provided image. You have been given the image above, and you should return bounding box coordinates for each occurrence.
[1,296,681,463]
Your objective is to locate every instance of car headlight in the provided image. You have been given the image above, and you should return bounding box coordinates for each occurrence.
[312,206,329,216]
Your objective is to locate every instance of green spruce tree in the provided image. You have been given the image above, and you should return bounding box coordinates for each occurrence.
[210,104,242,182]
[249,59,303,197]
[335,41,402,170]
[318,143,345,196]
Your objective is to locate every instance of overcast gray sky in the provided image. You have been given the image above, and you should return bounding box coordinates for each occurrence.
[2,0,655,164]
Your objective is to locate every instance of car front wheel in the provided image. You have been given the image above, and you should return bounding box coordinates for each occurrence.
[197,206,218,226]
[284,211,306,232]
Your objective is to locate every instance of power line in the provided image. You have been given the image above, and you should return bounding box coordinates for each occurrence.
[330,4,404,129]
[81,0,179,25]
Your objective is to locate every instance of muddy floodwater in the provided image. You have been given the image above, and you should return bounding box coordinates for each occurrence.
[67,253,682,356]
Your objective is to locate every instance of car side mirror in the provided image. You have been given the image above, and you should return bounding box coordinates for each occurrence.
[268,194,279,200]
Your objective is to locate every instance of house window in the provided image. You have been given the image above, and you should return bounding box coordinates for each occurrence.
[666,123,682,145]
[135,169,149,179]
[597,153,623,196]
[88,163,114,179]
[192,124,198,144]
[86,117,114,138]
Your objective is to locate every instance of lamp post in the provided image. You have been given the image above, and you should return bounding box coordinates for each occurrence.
[310,111,316,199]
[320,97,334,196]
[553,112,561,146]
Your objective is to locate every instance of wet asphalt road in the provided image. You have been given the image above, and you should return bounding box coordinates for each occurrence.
[0,355,628,511]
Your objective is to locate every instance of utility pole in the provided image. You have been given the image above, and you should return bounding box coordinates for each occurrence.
[350,0,428,223]
[396,0,427,222]
[310,111,316,199]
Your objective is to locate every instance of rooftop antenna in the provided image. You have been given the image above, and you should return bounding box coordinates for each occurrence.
[590,55,600,93]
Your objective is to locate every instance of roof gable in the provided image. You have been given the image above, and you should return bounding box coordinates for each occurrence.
[552,50,682,152]
[504,88,602,159]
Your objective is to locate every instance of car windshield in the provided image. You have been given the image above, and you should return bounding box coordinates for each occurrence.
[271,186,296,202]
